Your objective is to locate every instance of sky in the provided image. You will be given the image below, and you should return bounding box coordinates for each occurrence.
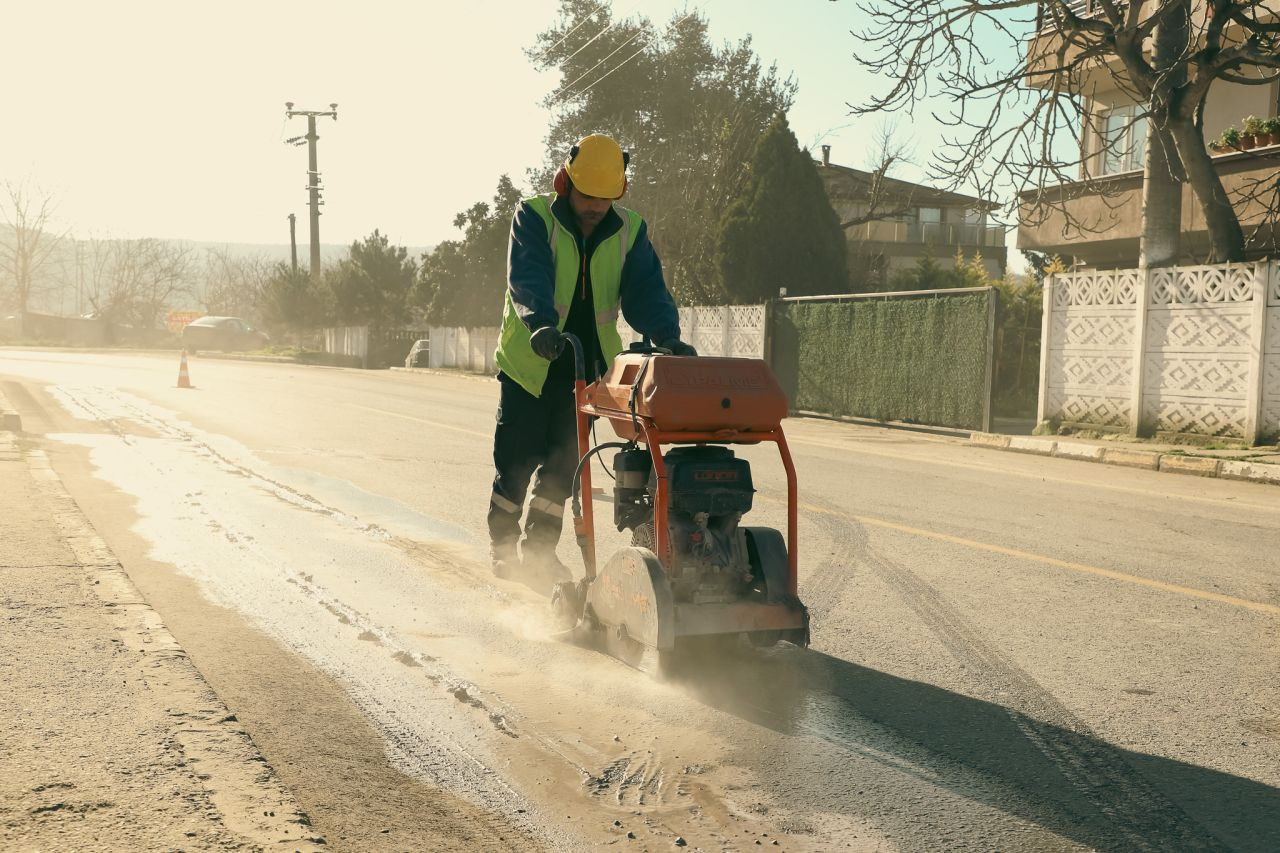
[4,0,1020,263]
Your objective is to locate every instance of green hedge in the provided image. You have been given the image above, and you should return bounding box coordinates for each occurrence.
[772,292,993,429]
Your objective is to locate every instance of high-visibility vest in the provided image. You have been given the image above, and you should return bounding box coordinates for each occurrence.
[495,194,642,397]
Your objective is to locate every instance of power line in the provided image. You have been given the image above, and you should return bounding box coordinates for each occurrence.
[545,0,654,71]
[558,6,704,103]
[551,24,651,101]
[530,1,608,65]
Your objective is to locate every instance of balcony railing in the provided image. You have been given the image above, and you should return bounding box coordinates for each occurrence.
[848,220,1007,247]
[1036,0,1109,31]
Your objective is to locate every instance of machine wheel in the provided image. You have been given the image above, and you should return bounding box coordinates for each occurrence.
[743,527,790,602]
[743,527,811,649]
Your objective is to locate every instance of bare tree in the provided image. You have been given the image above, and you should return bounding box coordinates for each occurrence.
[827,120,924,288]
[198,247,271,320]
[839,120,920,230]
[85,238,192,329]
[0,182,65,323]
[849,0,1280,263]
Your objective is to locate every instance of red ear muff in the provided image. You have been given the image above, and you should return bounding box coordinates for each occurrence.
[553,166,570,197]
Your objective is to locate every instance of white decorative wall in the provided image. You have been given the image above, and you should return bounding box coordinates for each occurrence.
[422,304,769,373]
[1039,261,1280,442]
[1265,272,1280,437]
[617,304,768,358]
[1042,270,1138,430]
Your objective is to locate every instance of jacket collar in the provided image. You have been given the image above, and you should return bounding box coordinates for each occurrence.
[550,193,622,247]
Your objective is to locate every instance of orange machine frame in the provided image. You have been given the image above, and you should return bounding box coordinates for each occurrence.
[570,370,799,598]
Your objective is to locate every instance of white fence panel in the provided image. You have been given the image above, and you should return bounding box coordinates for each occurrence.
[323,326,369,362]
[615,304,766,358]
[1263,265,1280,439]
[423,305,767,374]
[1041,261,1279,442]
[1042,271,1138,430]
[429,329,446,367]
[426,326,500,371]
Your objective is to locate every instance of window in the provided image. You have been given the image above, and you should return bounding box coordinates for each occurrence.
[917,207,942,224]
[1100,104,1147,174]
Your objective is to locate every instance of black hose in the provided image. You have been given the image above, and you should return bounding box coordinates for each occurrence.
[561,331,586,383]
[571,441,634,520]
[591,420,617,481]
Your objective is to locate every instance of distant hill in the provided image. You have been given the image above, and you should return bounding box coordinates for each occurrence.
[177,238,435,264]
[1,227,435,317]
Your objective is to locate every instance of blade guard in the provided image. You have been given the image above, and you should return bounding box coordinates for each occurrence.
[586,547,675,652]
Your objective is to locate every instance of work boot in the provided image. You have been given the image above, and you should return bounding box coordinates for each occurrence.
[491,540,519,579]
[521,540,572,585]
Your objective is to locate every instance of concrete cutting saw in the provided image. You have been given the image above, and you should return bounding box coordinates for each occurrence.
[551,334,810,671]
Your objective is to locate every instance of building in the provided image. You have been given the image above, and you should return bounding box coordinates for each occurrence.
[1017,2,1280,267]
[815,146,1008,288]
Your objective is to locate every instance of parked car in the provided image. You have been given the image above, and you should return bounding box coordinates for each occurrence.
[182,316,269,353]
[404,338,430,368]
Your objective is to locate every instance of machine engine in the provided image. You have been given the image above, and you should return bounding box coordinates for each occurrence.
[613,445,757,604]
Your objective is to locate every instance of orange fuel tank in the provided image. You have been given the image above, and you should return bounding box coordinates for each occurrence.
[583,353,788,438]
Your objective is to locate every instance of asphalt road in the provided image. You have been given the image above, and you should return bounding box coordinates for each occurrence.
[3,348,1278,852]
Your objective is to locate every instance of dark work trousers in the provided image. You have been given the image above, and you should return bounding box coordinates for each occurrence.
[488,372,579,556]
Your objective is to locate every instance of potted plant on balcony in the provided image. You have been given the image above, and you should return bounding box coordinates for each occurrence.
[1219,126,1241,151]
[1264,116,1280,147]
[1242,115,1264,149]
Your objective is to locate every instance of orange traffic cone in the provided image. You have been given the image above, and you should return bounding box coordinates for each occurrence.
[177,349,193,389]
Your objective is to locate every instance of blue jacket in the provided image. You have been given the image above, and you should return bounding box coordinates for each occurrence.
[505,194,680,345]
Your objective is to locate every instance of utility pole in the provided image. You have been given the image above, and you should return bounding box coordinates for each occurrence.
[284,102,338,280]
[76,241,84,316]
[287,213,298,276]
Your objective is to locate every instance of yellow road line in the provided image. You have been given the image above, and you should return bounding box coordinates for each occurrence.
[787,433,1280,515]
[355,400,1275,613]
[354,405,490,439]
[793,499,1280,617]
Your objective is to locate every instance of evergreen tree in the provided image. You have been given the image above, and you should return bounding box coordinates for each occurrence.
[325,230,417,328]
[413,175,524,327]
[531,3,794,305]
[258,262,330,332]
[715,115,847,302]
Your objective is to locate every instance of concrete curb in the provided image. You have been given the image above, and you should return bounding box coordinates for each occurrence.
[967,431,1280,487]
[192,351,298,363]
[0,387,20,432]
[389,366,492,382]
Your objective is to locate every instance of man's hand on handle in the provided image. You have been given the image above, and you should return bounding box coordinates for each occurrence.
[530,326,565,361]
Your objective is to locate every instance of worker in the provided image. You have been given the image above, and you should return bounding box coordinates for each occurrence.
[488,133,695,580]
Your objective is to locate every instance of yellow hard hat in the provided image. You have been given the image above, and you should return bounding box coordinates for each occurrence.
[564,134,628,199]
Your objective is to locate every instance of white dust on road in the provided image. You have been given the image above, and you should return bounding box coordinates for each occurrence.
[44,384,570,843]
